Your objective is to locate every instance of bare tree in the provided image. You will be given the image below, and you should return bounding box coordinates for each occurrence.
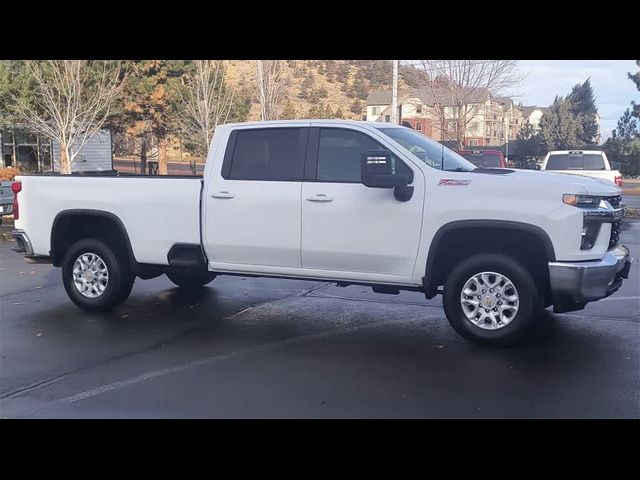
[13,60,126,174]
[255,60,290,120]
[174,60,236,156]
[415,60,525,148]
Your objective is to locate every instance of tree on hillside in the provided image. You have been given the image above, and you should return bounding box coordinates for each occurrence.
[118,60,191,175]
[11,60,126,174]
[566,79,599,145]
[415,60,525,149]
[350,98,363,116]
[280,98,297,120]
[173,60,236,157]
[352,76,368,100]
[298,75,314,100]
[629,60,640,118]
[255,60,290,120]
[539,96,583,150]
[335,63,350,83]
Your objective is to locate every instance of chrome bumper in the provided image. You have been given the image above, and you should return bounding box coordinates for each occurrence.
[548,245,632,312]
[11,229,34,256]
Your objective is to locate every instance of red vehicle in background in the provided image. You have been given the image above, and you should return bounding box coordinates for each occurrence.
[455,150,507,168]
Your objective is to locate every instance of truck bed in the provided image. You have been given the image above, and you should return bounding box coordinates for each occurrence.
[14,174,203,265]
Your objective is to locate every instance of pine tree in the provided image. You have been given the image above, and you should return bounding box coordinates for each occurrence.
[350,99,363,116]
[604,108,640,157]
[308,104,321,119]
[352,77,368,100]
[566,79,598,145]
[540,96,583,150]
[629,60,640,118]
[280,99,297,120]
[298,75,315,100]
[120,60,192,174]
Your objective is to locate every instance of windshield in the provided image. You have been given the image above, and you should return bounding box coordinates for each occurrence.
[375,127,476,172]
[546,153,606,171]
[459,152,502,168]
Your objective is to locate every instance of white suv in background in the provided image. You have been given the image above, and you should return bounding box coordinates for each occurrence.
[541,150,623,187]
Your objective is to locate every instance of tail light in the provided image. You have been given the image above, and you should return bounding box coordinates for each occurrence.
[11,181,21,220]
[614,175,623,187]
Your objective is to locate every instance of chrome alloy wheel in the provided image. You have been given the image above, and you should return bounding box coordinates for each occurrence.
[460,271,519,330]
[72,253,109,299]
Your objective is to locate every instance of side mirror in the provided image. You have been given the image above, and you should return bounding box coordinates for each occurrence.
[361,149,413,202]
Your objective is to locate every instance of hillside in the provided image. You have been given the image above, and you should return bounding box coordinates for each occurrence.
[223,60,421,121]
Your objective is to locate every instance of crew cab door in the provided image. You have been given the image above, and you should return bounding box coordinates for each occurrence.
[301,126,424,279]
[203,126,308,269]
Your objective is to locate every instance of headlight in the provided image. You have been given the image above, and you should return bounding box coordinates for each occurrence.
[563,194,601,208]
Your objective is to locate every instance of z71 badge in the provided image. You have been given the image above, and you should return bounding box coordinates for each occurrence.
[438,179,471,186]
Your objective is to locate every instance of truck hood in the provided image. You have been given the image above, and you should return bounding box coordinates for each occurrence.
[476,169,622,196]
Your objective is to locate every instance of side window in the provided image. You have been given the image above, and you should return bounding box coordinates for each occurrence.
[226,128,304,181]
[316,128,413,183]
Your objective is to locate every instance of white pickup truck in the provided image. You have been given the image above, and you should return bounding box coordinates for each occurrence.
[11,120,632,346]
[541,150,623,187]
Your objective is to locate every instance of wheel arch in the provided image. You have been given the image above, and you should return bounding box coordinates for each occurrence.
[50,209,137,269]
[423,220,556,299]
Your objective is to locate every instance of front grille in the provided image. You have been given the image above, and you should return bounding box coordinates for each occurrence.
[605,195,622,209]
[604,195,624,249]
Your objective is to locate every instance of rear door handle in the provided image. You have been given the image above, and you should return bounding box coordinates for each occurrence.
[307,194,334,202]
[211,191,235,199]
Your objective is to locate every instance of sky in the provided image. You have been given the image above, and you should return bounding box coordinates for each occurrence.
[517,60,638,142]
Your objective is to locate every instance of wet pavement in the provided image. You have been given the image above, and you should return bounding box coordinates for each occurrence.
[0,218,638,418]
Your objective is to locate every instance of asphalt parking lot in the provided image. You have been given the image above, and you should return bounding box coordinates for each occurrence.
[1,217,638,418]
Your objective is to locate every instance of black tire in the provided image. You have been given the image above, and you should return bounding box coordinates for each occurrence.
[166,271,216,288]
[62,238,134,311]
[443,253,542,347]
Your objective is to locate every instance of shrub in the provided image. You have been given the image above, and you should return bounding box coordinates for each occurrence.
[0,167,21,181]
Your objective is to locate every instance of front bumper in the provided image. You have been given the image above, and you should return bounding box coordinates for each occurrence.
[548,244,632,312]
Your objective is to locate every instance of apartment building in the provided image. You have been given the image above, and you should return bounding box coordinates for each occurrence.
[366,89,540,147]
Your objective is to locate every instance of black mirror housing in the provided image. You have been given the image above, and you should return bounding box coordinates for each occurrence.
[362,149,394,187]
[361,149,413,202]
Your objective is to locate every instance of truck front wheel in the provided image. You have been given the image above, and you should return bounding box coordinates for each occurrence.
[62,238,134,311]
[443,254,541,346]
[166,271,216,289]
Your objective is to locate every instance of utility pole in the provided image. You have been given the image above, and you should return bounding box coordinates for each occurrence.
[391,60,398,124]
[505,101,512,165]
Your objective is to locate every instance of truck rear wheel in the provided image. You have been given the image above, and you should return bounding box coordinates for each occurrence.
[443,253,541,346]
[166,271,216,288]
[62,238,134,311]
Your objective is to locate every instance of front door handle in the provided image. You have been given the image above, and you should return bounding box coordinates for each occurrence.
[307,194,334,202]
[211,191,235,199]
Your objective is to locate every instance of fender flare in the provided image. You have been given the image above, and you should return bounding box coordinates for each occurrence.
[50,209,137,268]
[422,220,556,298]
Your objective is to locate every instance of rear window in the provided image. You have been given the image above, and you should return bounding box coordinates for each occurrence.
[226,128,305,181]
[459,152,502,168]
[545,153,606,170]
